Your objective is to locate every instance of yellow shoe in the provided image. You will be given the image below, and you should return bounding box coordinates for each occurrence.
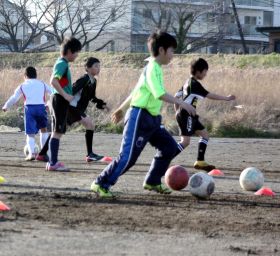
[194,161,215,172]
[90,183,115,198]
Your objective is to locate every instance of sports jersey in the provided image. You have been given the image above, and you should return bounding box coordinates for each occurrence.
[3,79,53,109]
[70,73,106,114]
[175,77,209,109]
[52,57,72,95]
[130,59,166,116]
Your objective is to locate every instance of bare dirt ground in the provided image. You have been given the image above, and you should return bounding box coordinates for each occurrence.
[0,132,279,256]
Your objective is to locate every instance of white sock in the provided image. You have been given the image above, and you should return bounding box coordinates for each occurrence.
[26,135,35,156]
[40,132,49,149]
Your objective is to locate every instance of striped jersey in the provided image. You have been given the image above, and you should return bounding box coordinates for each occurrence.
[175,77,209,108]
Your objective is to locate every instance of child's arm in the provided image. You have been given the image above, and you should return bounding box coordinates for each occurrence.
[161,93,196,116]
[50,76,73,102]
[111,94,132,124]
[2,86,22,111]
[206,93,235,101]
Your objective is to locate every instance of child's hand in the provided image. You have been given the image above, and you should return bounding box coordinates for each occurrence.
[2,107,7,112]
[111,109,124,124]
[226,95,236,101]
[104,105,110,112]
[181,102,196,116]
[64,94,74,102]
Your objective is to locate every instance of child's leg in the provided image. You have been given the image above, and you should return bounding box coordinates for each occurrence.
[38,134,51,156]
[79,116,95,156]
[94,108,150,189]
[39,128,49,149]
[48,94,68,167]
[193,129,215,171]
[175,136,191,157]
[26,134,36,156]
[144,127,178,186]
[195,129,209,161]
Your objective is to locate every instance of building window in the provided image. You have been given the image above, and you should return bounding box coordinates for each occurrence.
[111,8,116,22]
[244,16,256,25]
[161,10,167,19]
[143,9,152,19]
[263,11,273,26]
[85,9,90,22]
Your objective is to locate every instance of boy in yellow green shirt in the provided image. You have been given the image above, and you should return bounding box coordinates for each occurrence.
[91,31,196,198]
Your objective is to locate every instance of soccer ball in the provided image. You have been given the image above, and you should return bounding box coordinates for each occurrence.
[239,167,264,191]
[23,144,40,157]
[189,172,215,198]
[165,165,189,191]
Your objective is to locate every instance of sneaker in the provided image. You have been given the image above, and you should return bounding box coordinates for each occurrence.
[86,152,104,162]
[46,162,70,172]
[90,183,114,198]
[36,154,49,162]
[25,154,36,161]
[143,183,172,194]
[194,161,216,172]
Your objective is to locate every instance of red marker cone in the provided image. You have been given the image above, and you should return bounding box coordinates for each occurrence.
[208,169,224,176]
[0,201,10,211]
[255,187,275,196]
[101,156,113,163]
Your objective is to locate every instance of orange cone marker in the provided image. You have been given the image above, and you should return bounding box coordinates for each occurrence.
[255,187,275,196]
[208,169,224,176]
[0,201,10,211]
[101,156,113,163]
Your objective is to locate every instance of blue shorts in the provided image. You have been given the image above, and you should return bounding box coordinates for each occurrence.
[24,105,48,135]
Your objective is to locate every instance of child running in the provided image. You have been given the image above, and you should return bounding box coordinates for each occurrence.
[90,31,196,198]
[2,67,52,161]
[174,58,236,171]
[47,37,82,171]
[37,57,108,162]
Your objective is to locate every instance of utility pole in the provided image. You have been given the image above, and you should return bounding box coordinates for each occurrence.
[230,0,248,54]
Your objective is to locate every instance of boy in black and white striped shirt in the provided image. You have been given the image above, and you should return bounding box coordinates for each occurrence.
[174,58,236,171]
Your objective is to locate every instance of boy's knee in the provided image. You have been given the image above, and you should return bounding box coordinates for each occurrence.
[158,142,178,159]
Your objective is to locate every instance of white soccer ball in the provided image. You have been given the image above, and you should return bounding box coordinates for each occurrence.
[189,172,215,198]
[23,144,40,157]
[239,167,264,191]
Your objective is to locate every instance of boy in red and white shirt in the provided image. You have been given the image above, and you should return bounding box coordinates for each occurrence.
[2,66,53,161]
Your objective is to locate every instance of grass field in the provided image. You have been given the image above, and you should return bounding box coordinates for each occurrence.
[0,53,279,137]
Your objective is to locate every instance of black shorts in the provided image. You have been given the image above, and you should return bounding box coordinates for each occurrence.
[67,106,86,126]
[176,111,205,136]
[49,94,69,134]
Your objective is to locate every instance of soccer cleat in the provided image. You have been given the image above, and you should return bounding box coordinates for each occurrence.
[86,152,104,162]
[194,161,216,172]
[46,162,70,172]
[36,154,49,162]
[90,183,114,198]
[143,183,172,194]
[25,154,36,161]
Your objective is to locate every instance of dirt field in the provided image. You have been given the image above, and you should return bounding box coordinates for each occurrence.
[0,132,279,256]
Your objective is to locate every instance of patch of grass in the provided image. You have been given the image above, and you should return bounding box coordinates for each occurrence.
[95,123,123,134]
[209,124,280,138]
[0,110,24,131]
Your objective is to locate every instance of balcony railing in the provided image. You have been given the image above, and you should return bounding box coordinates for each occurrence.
[235,0,273,8]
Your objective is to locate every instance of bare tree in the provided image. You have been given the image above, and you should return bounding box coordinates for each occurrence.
[142,0,222,54]
[0,0,54,52]
[41,0,129,50]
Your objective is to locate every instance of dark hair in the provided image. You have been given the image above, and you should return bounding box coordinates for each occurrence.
[61,37,82,55]
[85,57,100,69]
[190,58,209,75]
[147,30,177,57]
[25,66,37,79]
